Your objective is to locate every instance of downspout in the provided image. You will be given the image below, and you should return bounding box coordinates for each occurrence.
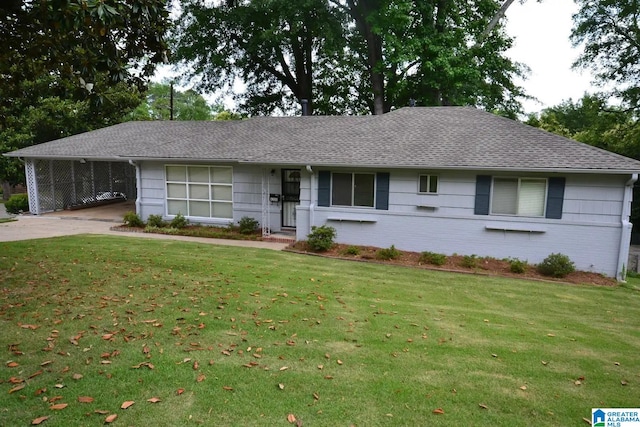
[129,160,142,216]
[306,165,315,237]
[617,173,637,281]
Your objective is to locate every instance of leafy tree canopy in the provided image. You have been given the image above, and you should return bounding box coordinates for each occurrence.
[572,0,640,112]
[128,82,215,120]
[173,0,528,117]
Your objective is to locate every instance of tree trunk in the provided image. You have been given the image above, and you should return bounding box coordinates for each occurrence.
[2,181,11,200]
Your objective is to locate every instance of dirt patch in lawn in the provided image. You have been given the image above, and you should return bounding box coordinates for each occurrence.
[287,242,617,287]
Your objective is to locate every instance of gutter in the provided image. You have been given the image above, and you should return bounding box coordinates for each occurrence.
[129,160,142,216]
[617,173,637,281]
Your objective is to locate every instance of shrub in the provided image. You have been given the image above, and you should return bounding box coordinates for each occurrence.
[5,193,29,214]
[419,251,447,266]
[376,245,401,260]
[306,225,336,252]
[461,254,478,269]
[537,253,575,278]
[238,216,259,234]
[123,211,144,228]
[508,258,528,274]
[146,214,166,228]
[342,246,360,256]
[170,213,189,229]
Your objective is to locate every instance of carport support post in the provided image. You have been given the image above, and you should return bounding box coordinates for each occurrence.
[24,159,40,215]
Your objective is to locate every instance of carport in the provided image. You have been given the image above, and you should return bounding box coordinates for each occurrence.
[24,158,136,215]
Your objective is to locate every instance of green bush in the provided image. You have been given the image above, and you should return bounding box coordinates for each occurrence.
[238,216,259,234]
[306,225,337,252]
[146,214,166,228]
[123,211,144,228]
[376,245,401,260]
[170,213,189,229]
[537,253,575,278]
[508,258,528,274]
[419,251,447,266]
[461,254,478,269]
[342,246,361,256]
[5,193,29,214]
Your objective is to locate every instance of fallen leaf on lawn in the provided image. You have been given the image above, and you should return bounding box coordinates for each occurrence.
[197,373,206,382]
[29,370,44,379]
[432,408,445,415]
[279,366,289,371]
[72,373,83,380]
[54,384,65,389]
[337,360,343,365]
[120,401,135,409]
[313,392,320,400]
[479,404,488,409]
[317,364,324,370]
[48,396,63,403]
[324,375,333,380]
[147,397,161,403]
[547,333,555,337]
[94,410,109,415]
[574,380,582,386]
[541,361,548,366]
[520,386,527,391]
[583,417,592,424]
[35,388,47,396]
[7,361,19,368]
[40,361,53,367]
[78,396,94,403]
[8,377,24,384]
[49,403,68,410]
[31,416,49,425]
[105,414,117,423]
[223,386,233,391]
[9,384,25,394]
[193,360,199,370]
[278,383,285,390]
[21,324,39,330]
[287,414,297,423]
[176,388,185,395]
[621,380,628,386]
[102,333,115,340]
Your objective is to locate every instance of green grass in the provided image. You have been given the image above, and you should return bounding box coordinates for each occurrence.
[0,235,639,426]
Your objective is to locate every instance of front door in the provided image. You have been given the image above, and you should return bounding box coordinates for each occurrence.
[281,169,301,228]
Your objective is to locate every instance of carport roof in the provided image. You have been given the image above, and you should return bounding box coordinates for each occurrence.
[6,106,640,173]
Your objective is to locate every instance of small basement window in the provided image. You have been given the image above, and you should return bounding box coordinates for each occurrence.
[419,174,438,194]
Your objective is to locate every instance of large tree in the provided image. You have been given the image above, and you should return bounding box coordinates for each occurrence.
[571,0,640,112]
[173,0,528,116]
[0,0,172,190]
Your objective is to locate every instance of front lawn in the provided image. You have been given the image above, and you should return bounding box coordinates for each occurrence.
[0,236,638,426]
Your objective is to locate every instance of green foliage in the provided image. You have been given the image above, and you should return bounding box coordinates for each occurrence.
[4,193,28,214]
[306,225,336,252]
[127,82,214,121]
[342,246,361,256]
[146,214,166,228]
[508,258,528,274]
[572,0,640,112]
[238,216,259,234]
[170,212,189,229]
[419,251,447,266]
[122,211,144,228]
[537,253,576,278]
[376,245,401,261]
[461,254,479,269]
[174,0,525,116]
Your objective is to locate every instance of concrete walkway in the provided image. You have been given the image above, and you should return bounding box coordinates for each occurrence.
[0,212,288,250]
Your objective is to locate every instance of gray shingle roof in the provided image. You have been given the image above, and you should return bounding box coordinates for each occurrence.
[6,106,640,173]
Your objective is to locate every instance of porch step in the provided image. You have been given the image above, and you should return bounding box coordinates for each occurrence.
[263,233,296,243]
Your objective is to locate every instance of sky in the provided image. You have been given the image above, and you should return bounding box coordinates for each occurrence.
[157,0,596,115]
[505,0,594,113]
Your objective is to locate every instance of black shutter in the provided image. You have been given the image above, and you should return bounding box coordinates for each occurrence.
[375,172,390,210]
[474,175,492,215]
[546,177,565,219]
[318,171,331,207]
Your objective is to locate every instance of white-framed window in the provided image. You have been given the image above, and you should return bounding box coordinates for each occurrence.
[332,172,375,207]
[419,174,438,194]
[491,177,547,217]
[165,165,233,219]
